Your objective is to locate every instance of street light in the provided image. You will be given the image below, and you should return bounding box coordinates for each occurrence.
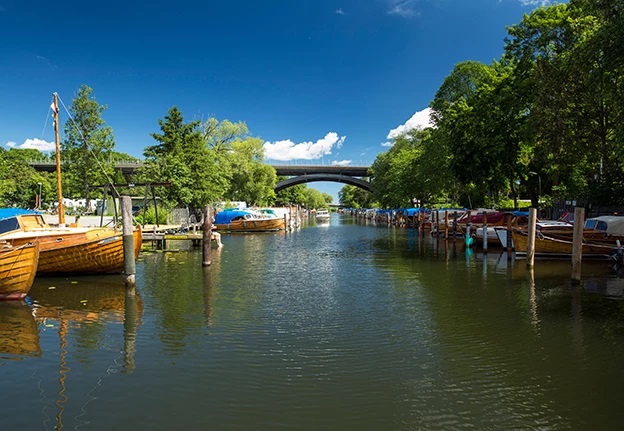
[37,182,42,209]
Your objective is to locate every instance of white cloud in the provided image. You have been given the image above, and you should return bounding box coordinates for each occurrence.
[336,8,345,15]
[387,0,418,17]
[383,107,433,146]
[264,132,346,161]
[332,160,352,166]
[519,0,556,6]
[6,138,56,152]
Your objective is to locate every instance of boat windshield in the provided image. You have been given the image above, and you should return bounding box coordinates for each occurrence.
[584,219,609,232]
[0,217,21,235]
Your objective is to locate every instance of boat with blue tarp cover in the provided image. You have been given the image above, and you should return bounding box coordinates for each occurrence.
[213,209,286,232]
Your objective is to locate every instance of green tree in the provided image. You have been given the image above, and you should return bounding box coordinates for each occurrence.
[338,184,374,208]
[302,187,329,209]
[0,148,51,208]
[225,137,277,206]
[275,181,307,206]
[141,107,227,211]
[504,1,624,206]
[430,61,497,207]
[61,85,116,198]
[370,128,451,208]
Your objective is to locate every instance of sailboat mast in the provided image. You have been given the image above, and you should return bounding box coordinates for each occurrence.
[53,92,65,225]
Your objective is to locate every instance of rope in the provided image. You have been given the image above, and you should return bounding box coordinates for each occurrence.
[40,106,51,141]
[55,94,120,199]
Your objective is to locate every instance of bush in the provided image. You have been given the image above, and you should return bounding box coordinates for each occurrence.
[134,206,168,225]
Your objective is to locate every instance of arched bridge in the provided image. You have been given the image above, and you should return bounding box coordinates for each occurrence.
[28,161,372,192]
[272,165,372,193]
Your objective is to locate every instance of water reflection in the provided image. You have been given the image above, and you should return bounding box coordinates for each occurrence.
[3,219,624,430]
[24,276,144,430]
[0,300,40,359]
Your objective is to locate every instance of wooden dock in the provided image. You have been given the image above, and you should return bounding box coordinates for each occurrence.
[141,225,205,249]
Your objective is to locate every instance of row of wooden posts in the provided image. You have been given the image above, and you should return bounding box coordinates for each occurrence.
[120,202,219,287]
[526,207,586,284]
[120,200,226,286]
[120,200,591,287]
[406,207,590,283]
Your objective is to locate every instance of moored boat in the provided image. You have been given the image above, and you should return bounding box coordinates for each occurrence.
[0,240,39,300]
[495,219,574,249]
[213,209,286,232]
[0,94,142,276]
[511,228,617,259]
[0,209,141,275]
[316,209,330,221]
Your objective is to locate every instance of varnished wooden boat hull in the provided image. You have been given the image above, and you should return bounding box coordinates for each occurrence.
[512,230,616,258]
[8,227,141,275]
[0,242,39,300]
[214,218,286,232]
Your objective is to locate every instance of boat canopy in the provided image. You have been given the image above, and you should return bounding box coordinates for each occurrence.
[0,208,39,221]
[214,209,259,224]
[400,208,430,216]
[585,216,624,236]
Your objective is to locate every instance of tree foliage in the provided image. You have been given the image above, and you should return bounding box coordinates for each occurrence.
[0,149,51,208]
[61,85,116,198]
[338,184,375,208]
[371,128,453,208]
[364,0,624,210]
[140,108,276,212]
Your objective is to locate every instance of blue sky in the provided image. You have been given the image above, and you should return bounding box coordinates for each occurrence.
[0,0,559,200]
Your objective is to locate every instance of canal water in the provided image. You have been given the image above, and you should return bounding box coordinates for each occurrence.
[2,213,624,430]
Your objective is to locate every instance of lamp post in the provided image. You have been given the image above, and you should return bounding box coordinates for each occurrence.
[37,182,42,209]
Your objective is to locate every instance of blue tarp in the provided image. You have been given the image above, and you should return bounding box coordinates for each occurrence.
[403,208,430,216]
[214,209,253,224]
[0,208,39,221]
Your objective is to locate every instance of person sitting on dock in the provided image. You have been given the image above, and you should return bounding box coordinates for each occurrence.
[211,230,223,248]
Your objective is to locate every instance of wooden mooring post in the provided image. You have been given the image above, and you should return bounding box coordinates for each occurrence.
[121,196,136,287]
[571,207,585,284]
[452,211,457,241]
[505,213,513,258]
[202,206,213,266]
[482,211,488,252]
[526,208,537,268]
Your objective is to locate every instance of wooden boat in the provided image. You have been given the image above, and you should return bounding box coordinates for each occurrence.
[213,209,286,232]
[436,209,506,237]
[0,240,39,300]
[495,219,574,249]
[511,228,618,259]
[510,215,624,249]
[0,209,141,275]
[0,94,142,276]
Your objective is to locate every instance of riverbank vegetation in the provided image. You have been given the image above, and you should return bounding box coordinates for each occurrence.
[363,0,623,211]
